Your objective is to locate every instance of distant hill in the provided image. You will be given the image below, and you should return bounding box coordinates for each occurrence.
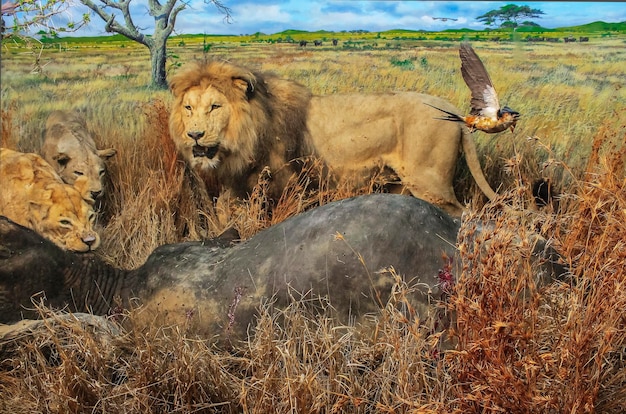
[26,20,626,43]
[276,29,333,36]
[443,28,479,33]
[554,21,626,32]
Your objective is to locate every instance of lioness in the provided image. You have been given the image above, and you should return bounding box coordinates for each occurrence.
[169,60,496,216]
[42,110,117,204]
[0,148,100,252]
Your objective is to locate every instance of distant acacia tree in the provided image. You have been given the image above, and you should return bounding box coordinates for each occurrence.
[477,4,544,31]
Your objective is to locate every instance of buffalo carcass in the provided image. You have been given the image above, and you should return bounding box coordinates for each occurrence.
[0,194,566,345]
[1,195,461,339]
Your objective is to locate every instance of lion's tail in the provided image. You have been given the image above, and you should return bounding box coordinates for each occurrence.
[460,126,497,201]
[423,102,465,123]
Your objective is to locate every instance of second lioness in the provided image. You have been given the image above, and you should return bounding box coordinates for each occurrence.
[42,110,117,204]
[169,61,496,216]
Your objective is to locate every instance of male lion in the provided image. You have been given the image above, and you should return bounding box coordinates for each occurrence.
[0,148,100,252]
[169,60,496,216]
[169,60,312,201]
[42,110,117,204]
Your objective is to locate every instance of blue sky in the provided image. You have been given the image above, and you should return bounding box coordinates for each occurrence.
[25,1,626,36]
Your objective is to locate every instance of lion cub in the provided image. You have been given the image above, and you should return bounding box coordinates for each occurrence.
[0,148,100,252]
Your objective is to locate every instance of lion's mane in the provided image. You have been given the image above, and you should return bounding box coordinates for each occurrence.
[168,60,313,199]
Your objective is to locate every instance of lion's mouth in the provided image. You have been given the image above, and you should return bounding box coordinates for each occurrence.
[193,144,219,159]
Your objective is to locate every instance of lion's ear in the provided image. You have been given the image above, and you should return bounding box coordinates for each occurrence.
[97,148,117,160]
[53,153,71,168]
[232,77,255,97]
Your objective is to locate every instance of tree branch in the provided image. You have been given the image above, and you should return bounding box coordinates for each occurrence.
[167,3,186,34]
[80,0,149,46]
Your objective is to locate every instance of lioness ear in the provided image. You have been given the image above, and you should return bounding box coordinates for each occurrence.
[15,157,35,181]
[97,148,117,159]
[53,153,71,168]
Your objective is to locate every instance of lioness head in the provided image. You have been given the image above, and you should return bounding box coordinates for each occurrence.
[30,176,101,252]
[0,148,101,253]
[43,110,117,203]
[169,61,258,173]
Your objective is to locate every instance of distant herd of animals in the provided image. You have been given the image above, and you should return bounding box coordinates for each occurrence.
[297,37,589,47]
[298,39,339,47]
[1,44,553,337]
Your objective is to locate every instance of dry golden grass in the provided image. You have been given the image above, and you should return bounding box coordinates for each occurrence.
[1,38,625,412]
[446,119,626,413]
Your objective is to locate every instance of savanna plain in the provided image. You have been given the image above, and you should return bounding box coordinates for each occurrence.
[1,34,625,412]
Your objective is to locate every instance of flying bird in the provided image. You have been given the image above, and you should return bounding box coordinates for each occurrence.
[432,17,458,22]
[427,43,520,134]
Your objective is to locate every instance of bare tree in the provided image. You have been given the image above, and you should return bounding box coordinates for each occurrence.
[79,0,231,89]
[3,0,231,88]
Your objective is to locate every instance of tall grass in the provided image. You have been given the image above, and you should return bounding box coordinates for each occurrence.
[1,38,625,412]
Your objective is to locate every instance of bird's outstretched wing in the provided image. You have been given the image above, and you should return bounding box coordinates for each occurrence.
[459,43,500,119]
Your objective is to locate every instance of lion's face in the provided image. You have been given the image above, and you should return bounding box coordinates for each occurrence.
[174,85,235,170]
[43,111,116,204]
[34,177,101,252]
[50,145,116,204]
[169,62,257,176]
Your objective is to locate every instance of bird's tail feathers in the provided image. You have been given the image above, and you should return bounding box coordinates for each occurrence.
[423,103,465,123]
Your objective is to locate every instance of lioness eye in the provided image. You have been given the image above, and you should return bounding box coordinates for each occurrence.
[75,171,84,176]
[60,219,72,226]
[184,105,192,111]
[99,169,105,177]
[211,104,221,111]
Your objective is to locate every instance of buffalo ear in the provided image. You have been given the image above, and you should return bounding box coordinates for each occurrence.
[53,153,71,168]
[97,148,117,160]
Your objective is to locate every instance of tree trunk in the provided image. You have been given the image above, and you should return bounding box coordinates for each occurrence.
[149,41,168,89]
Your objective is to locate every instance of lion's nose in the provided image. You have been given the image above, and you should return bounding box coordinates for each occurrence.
[187,131,205,141]
[91,190,102,200]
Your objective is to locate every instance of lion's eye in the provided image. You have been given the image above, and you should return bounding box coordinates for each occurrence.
[211,104,221,111]
[60,219,72,226]
[184,105,192,111]
[99,169,105,177]
[74,171,84,176]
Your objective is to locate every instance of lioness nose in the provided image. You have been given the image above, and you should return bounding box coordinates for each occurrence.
[83,235,96,247]
[187,131,205,141]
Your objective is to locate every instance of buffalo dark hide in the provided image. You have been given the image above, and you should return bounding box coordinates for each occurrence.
[1,194,568,346]
[1,195,460,343]
[132,194,462,342]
